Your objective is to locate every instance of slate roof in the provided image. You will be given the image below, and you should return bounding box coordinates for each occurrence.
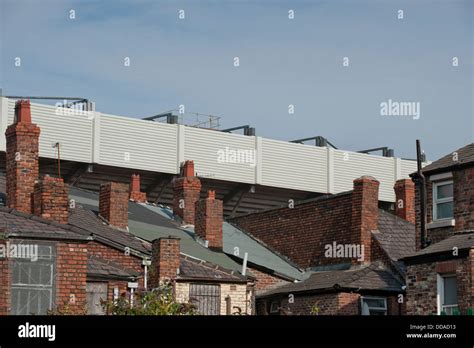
[421,143,474,174]
[88,255,139,280]
[373,209,416,261]
[402,231,474,261]
[68,206,151,255]
[178,256,249,283]
[69,186,303,280]
[259,261,404,297]
[0,207,90,241]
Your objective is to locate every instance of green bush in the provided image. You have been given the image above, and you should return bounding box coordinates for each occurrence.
[102,283,198,315]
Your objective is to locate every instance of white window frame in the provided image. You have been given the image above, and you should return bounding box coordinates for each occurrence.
[360,296,387,315]
[432,180,454,221]
[436,274,458,315]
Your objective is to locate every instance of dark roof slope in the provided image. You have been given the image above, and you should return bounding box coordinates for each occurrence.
[0,207,90,241]
[403,231,474,261]
[178,256,249,283]
[68,206,151,255]
[421,143,474,174]
[88,255,139,280]
[374,209,416,261]
[259,261,403,297]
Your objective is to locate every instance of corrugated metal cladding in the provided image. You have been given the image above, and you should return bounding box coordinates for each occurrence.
[0,98,420,202]
[7,100,93,163]
[184,127,256,184]
[333,150,396,201]
[99,114,177,173]
[261,139,327,192]
[401,159,418,178]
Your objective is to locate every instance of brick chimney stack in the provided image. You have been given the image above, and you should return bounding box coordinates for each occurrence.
[195,190,223,250]
[5,100,40,213]
[129,174,146,203]
[394,179,416,224]
[99,182,129,229]
[33,176,69,224]
[149,237,180,287]
[173,160,202,225]
[351,176,380,263]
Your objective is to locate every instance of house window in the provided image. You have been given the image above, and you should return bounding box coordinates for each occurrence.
[361,297,387,315]
[437,275,458,315]
[433,181,453,220]
[86,282,108,315]
[11,243,56,315]
[189,284,220,315]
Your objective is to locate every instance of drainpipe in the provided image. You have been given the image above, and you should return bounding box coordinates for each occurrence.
[415,140,427,249]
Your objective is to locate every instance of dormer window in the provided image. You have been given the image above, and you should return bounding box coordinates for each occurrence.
[433,180,454,220]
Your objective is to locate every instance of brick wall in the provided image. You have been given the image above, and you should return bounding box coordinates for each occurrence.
[453,167,474,232]
[229,177,380,269]
[195,191,223,249]
[99,182,129,229]
[405,255,472,315]
[418,166,474,248]
[5,100,40,214]
[279,292,360,315]
[261,292,401,315]
[246,266,290,294]
[55,242,88,314]
[0,240,11,315]
[33,176,69,224]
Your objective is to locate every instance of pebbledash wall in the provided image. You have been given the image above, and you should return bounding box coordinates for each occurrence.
[0,97,421,202]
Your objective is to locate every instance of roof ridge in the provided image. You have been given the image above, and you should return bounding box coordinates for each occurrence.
[181,254,248,280]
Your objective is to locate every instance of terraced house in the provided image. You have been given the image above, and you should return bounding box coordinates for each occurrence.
[0,100,303,315]
[403,143,474,315]
[0,98,434,316]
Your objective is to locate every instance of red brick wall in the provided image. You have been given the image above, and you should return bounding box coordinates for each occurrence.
[99,182,129,229]
[260,292,402,315]
[33,176,69,224]
[405,255,472,315]
[230,177,380,269]
[195,191,223,249]
[173,169,201,226]
[246,266,290,293]
[5,101,40,214]
[56,242,88,314]
[0,240,11,315]
[150,237,180,286]
[453,167,474,232]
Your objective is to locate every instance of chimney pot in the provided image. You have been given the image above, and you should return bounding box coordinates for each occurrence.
[173,161,201,224]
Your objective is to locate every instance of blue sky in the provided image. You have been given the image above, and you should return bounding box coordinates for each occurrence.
[0,0,472,160]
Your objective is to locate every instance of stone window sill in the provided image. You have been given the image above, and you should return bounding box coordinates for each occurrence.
[427,219,455,229]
